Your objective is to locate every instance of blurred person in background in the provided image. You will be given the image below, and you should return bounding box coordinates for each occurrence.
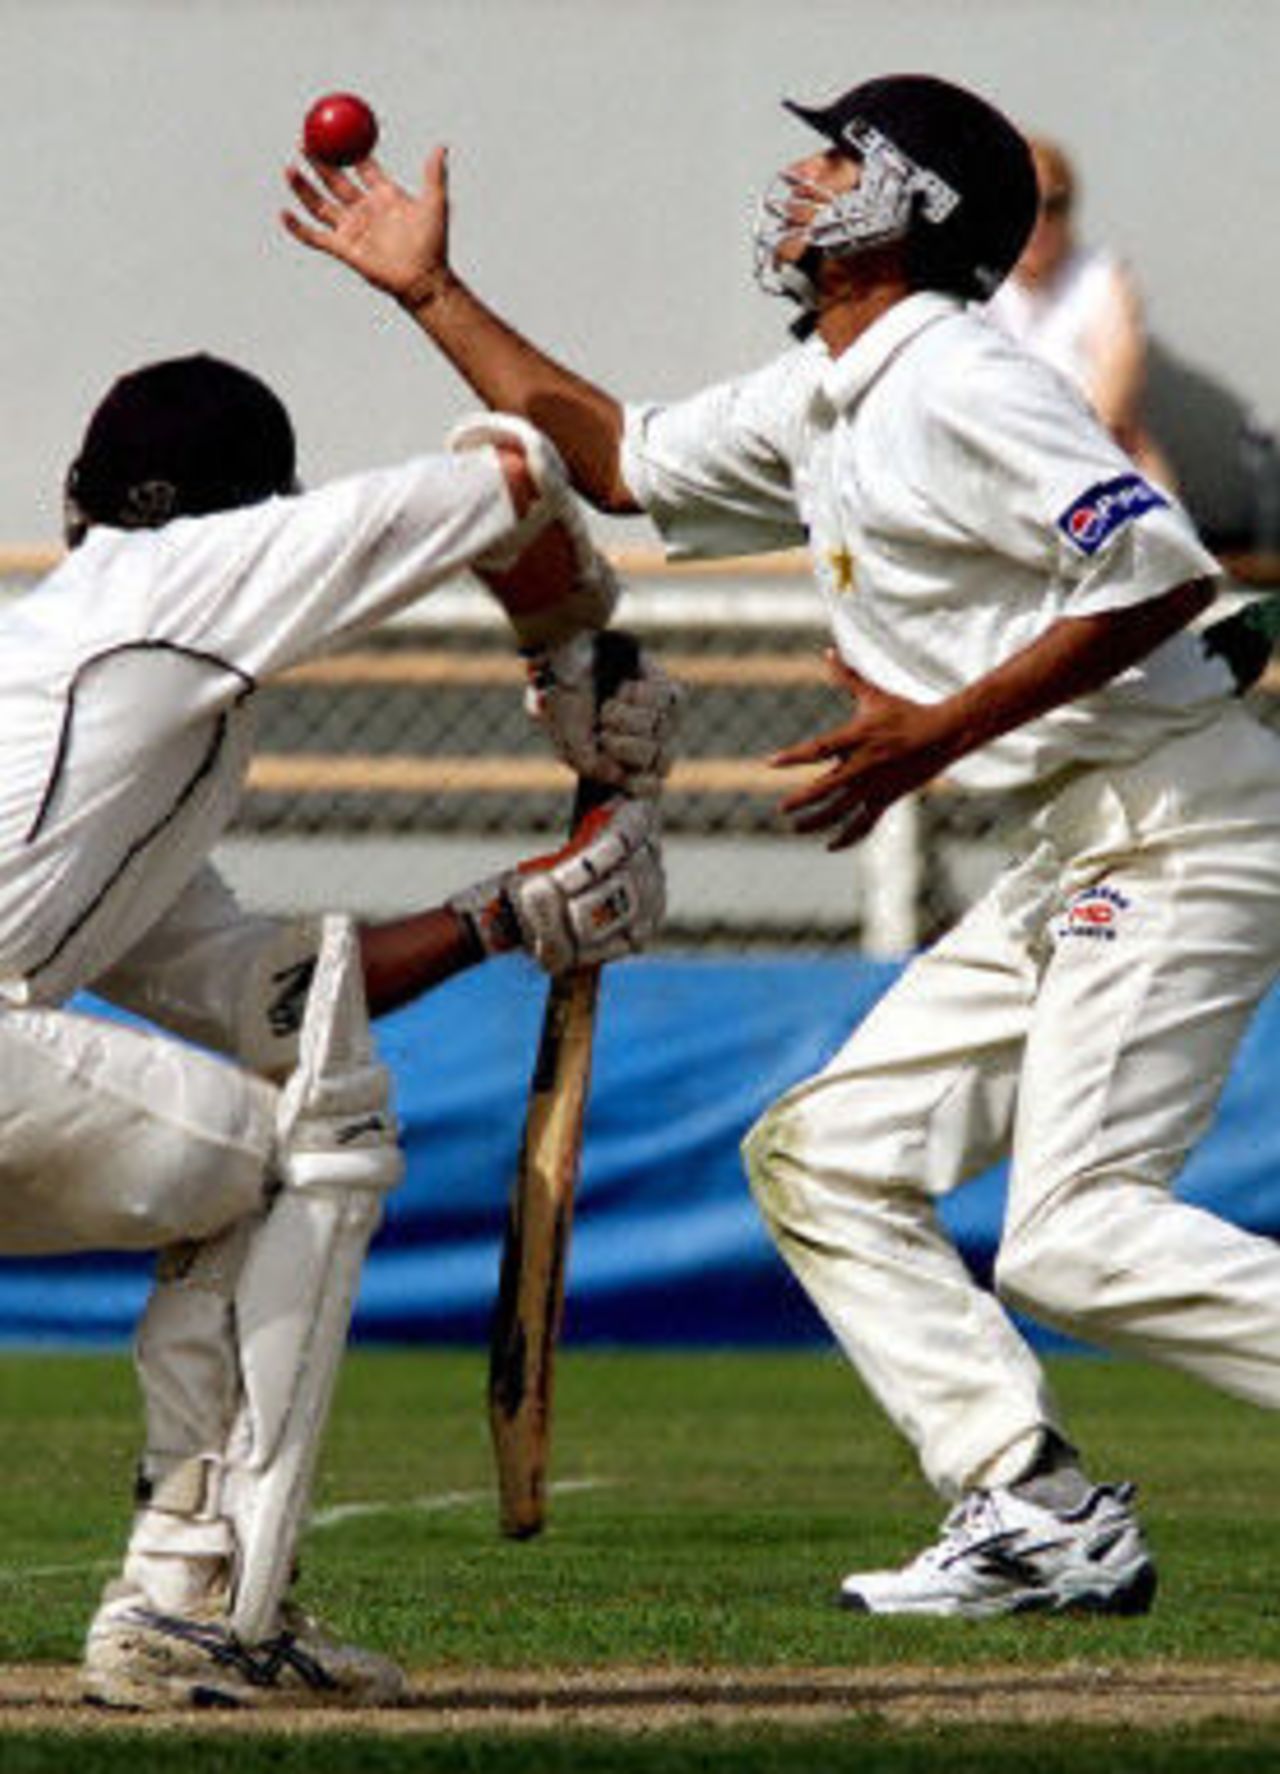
[988,140,1280,700]
[985,136,1178,491]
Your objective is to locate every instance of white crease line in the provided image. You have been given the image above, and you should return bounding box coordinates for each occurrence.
[0,1478,614,1583]
[0,1557,116,1584]
[311,1476,610,1529]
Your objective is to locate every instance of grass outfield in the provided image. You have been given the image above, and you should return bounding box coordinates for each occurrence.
[0,1347,1277,1768]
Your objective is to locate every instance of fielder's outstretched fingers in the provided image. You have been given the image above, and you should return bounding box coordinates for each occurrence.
[771,740,840,773]
[778,768,849,813]
[280,209,326,253]
[353,156,393,189]
[827,812,877,851]
[785,783,879,849]
[785,786,847,833]
[285,163,340,227]
[773,732,864,805]
[423,145,450,198]
[304,157,368,204]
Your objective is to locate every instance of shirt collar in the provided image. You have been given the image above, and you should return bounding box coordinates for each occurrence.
[817,290,963,412]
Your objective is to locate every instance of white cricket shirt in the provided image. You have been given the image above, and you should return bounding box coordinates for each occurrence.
[622,290,1226,791]
[0,450,516,1005]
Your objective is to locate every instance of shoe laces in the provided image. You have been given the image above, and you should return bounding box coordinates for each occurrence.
[934,1486,1080,1565]
[909,1491,1006,1571]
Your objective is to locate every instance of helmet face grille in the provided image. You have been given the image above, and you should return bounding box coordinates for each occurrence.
[839,120,962,227]
[776,74,1038,301]
[752,125,958,310]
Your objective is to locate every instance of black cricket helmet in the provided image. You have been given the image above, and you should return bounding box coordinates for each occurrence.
[770,73,1037,302]
[65,353,296,544]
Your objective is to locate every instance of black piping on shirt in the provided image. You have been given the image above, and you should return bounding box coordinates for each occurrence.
[21,641,256,985]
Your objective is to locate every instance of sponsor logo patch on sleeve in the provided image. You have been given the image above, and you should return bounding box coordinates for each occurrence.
[1056,474,1168,557]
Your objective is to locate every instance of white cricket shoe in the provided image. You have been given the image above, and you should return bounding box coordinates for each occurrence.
[82,1588,407,1710]
[839,1481,1156,1619]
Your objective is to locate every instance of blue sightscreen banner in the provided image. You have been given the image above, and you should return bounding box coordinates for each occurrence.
[1,955,1278,1347]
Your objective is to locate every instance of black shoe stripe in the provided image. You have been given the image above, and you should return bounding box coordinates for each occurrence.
[190,1684,246,1710]
[126,1607,339,1693]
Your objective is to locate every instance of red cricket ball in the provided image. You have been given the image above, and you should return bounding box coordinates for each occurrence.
[303,92,379,166]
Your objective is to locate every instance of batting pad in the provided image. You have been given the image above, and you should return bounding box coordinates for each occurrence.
[227,915,402,1644]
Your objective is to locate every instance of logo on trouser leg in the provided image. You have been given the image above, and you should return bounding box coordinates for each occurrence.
[1055,884,1131,942]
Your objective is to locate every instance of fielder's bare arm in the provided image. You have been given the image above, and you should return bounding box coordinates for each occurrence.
[285,76,1280,1622]
[2,355,672,1709]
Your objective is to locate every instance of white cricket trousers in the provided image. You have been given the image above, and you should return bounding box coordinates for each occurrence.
[0,1005,277,1594]
[745,705,1280,1499]
[0,1005,274,1253]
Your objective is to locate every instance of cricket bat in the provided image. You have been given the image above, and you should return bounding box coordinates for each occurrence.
[488,629,640,1538]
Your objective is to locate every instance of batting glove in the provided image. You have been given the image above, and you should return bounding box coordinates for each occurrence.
[525,633,682,800]
[448,800,666,974]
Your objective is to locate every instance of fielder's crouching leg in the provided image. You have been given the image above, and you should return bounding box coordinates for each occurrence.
[84,916,407,1710]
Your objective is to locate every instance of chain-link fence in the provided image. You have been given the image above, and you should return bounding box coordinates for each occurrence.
[219,557,985,953]
[5,549,1278,953]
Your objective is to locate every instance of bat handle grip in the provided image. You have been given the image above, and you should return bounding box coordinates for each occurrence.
[571,628,642,824]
